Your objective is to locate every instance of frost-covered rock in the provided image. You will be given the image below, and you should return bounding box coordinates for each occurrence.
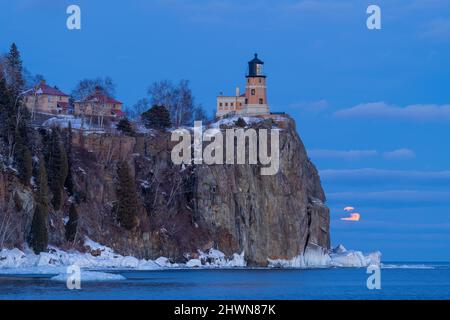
[154,257,174,268]
[0,248,27,268]
[186,259,202,268]
[268,245,381,269]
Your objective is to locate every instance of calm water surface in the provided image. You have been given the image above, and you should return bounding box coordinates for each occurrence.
[1,263,449,300]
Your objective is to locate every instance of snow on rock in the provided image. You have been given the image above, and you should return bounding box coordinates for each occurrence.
[209,116,265,129]
[154,257,176,268]
[0,248,27,268]
[51,271,126,282]
[192,249,246,268]
[1,240,378,273]
[186,259,202,268]
[268,245,381,268]
[0,239,162,274]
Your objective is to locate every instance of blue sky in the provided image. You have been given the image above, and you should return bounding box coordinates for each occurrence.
[1,0,449,261]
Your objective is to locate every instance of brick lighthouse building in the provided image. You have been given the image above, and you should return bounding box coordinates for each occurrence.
[216,54,270,118]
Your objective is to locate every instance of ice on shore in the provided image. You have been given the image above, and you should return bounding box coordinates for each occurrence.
[1,239,379,273]
[268,245,381,268]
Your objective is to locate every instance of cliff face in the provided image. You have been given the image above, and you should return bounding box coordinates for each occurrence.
[0,115,329,266]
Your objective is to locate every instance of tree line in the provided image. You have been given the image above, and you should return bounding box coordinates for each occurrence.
[0,43,146,253]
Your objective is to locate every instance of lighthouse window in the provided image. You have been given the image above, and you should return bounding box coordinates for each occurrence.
[259,78,262,83]
[251,89,255,95]
[259,98,263,104]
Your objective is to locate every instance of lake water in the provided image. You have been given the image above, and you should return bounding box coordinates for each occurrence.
[1,263,450,300]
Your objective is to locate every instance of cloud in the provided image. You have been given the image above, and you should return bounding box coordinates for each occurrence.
[383,148,415,160]
[288,100,328,113]
[334,102,450,122]
[320,168,450,181]
[308,148,415,161]
[343,206,355,212]
[308,149,378,160]
[328,190,450,203]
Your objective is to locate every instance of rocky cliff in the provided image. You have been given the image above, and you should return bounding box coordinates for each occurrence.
[0,115,329,266]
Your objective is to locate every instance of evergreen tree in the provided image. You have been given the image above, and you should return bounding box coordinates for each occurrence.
[115,161,139,230]
[116,117,134,135]
[2,44,30,159]
[141,105,171,130]
[0,75,11,144]
[29,157,49,254]
[235,117,247,128]
[65,202,78,243]
[15,140,32,185]
[64,122,75,196]
[47,128,69,210]
[6,43,25,97]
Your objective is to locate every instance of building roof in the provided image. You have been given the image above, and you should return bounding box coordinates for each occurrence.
[78,86,122,105]
[26,81,69,97]
[249,53,264,65]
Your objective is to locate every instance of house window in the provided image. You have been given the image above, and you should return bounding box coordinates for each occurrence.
[259,98,264,104]
[251,89,255,95]
[230,102,234,107]
[245,98,248,104]
[225,103,228,106]
[219,102,223,107]
[48,96,52,102]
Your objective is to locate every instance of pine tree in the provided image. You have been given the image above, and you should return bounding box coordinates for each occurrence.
[6,43,25,97]
[0,75,12,148]
[141,105,171,130]
[116,117,134,135]
[235,117,247,128]
[29,157,49,254]
[2,44,30,159]
[15,141,32,185]
[65,202,78,243]
[47,129,69,210]
[64,122,75,196]
[116,161,139,230]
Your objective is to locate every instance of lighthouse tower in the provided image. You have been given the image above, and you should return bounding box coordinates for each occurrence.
[216,53,270,118]
[244,53,269,115]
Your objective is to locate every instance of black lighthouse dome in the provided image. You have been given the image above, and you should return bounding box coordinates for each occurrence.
[247,53,266,78]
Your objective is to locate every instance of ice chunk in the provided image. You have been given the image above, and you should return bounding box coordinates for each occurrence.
[186,259,202,268]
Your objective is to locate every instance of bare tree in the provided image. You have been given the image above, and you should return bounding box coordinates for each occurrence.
[71,76,116,101]
[0,202,16,248]
[125,98,150,120]
[148,79,204,127]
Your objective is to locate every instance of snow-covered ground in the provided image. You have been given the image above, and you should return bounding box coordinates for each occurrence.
[0,239,380,276]
[42,115,106,133]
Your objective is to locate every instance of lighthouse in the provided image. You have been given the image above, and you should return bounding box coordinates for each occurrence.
[216,54,270,118]
[244,54,270,115]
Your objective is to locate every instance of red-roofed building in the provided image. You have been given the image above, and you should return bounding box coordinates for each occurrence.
[24,80,70,115]
[74,86,123,118]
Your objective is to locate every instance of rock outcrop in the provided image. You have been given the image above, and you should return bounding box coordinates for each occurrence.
[0,115,330,266]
